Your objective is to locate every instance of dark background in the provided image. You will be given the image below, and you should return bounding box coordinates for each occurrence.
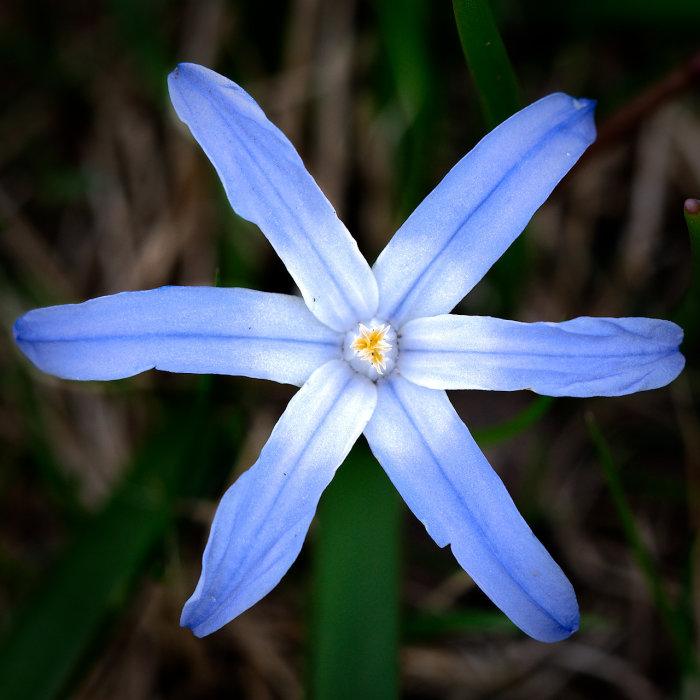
[1,1,699,697]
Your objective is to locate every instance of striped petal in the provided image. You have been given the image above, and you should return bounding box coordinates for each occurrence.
[373,93,596,327]
[14,287,341,385]
[181,359,376,636]
[364,375,578,642]
[399,315,685,396]
[168,63,378,331]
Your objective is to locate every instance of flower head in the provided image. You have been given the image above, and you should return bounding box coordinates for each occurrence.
[13,63,685,643]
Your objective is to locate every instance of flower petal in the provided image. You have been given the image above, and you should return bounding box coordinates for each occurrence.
[168,63,378,331]
[373,93,596,327]
[364,375,578,642]
[14,287,341,385]
[400,315,685,396]
[181,360,376,636]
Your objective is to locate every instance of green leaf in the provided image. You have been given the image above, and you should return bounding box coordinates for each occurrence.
[309,440,401,700]
[452,0,520,129]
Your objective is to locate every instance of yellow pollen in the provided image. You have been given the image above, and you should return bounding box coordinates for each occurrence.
[350,324,392,374]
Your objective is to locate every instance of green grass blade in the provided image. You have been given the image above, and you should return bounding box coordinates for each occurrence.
[451,0,526,315]
[310,440,401,700]
[676,198,700,349]
[376,0,439,220]
[586,413,694,673]
[451,0,520,129]
[473,395,554,447]
[406,609,516,638]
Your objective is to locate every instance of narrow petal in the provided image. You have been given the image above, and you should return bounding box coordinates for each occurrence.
[373,93,596,327]
[400,315,685,396]
[364,375,578,642]
[181,360,376,636]
[168,63,378,331]
[14,287,341,385]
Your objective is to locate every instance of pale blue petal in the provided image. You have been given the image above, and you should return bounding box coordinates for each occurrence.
[14,287,341,385]
[181,360,376,636]
[364,375,578,642]
[400,315,685,396]
[168,63,378,332]
[373,94,596,327]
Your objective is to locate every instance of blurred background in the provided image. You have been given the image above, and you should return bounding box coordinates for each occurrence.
[1,0,699,697]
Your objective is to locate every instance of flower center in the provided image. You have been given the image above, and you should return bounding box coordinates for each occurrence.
[351,323,391,372]
[343,319,398,380]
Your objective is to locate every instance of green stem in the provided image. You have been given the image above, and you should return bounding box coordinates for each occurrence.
[310,441,401,700]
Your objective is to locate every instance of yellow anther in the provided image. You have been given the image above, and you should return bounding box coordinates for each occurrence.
[350,323,392,374]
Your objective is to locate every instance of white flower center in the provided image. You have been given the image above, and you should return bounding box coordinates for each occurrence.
[343,319,398,381]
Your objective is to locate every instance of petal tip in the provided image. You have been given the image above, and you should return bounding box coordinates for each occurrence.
[180,618,209,638]
[569,95,597,145]
[12,314,25,343]
[167,62,185,88]
[169,61,196,80]
[544,620,579,644]
[507,578,580,643]
[526,598,579,643]
[13,312,39,367]
[180,593,222,638]
[572,96,596,114]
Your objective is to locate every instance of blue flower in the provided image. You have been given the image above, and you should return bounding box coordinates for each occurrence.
[13,63,685,643]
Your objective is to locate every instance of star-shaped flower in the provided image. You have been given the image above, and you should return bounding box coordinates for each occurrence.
[13,64,685,643]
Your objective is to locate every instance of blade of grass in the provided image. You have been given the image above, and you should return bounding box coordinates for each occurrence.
[310,440,401,700]
[376,0,439,221]
[676,198,700,349]
[101,0,170,97]
[679,197,700,684]
[405,609,604,640]
[473,395,554,447]
[451,0,520,129]
[586,412,695,674]
[406,609,516,638]
[452,0,527,316]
